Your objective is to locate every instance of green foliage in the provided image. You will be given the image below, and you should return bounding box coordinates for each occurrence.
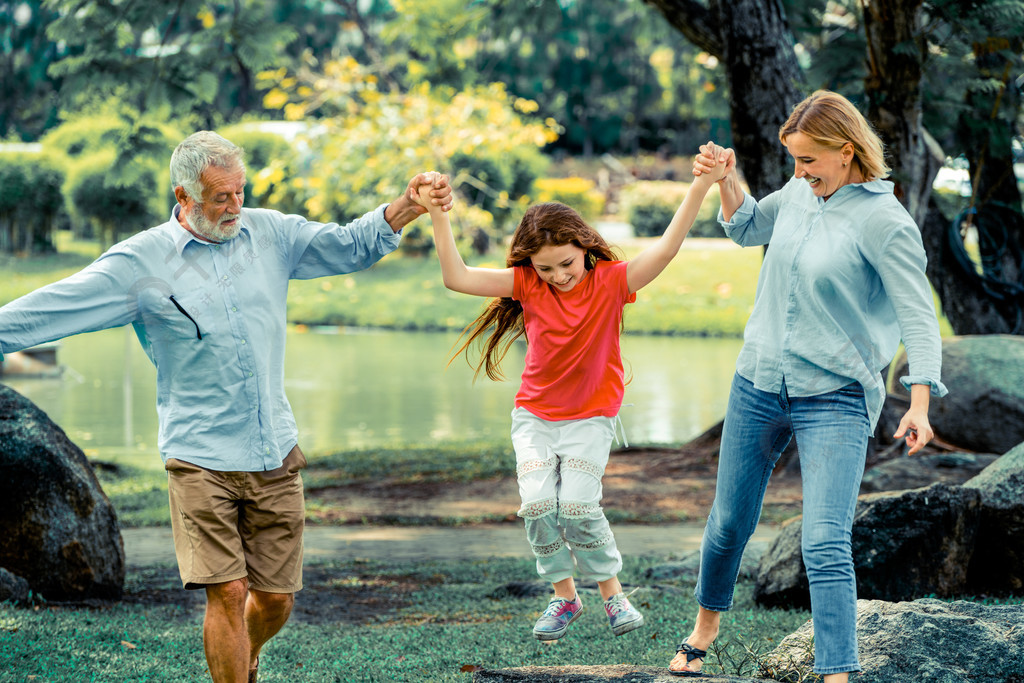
[63,149,164,249]
[0,0,63,140]
[622,181,724,238]
[41,106,181,244]
[257,60,558,254]
[461,0,731,156]
[0,151,66,253]
[215,122,302,210]
[532,177,606,222]
[43,0,299,121]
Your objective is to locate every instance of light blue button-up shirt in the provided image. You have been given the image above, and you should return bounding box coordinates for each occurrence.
[721,176,948,433]
[0,204,401,471]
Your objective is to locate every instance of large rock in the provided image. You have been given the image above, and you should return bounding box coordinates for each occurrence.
[644,545,764,583]
[859,452,998,493]
[0,384,124,600]
[0,567,30,603]
[754,484,980,608]
[963,440,1024,595]
[764,599,1024,682]
[890,334,1024,453]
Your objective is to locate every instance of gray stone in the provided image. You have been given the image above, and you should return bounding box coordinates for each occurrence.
[890,335,1024,453]
[0,384,124,600]
[644,545,764,583]
[472,665,763,682]
[764,599,1024,682]
[754,484,981,608]
[0,567,30,603]
[488,581,551,600]
[963,440,1024,594]
[860,452,999,493]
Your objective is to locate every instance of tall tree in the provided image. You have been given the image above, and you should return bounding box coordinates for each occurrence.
[42,0,298,125]
[646,0,1024,335]
[642,0,805,198]
[0,0,63,140]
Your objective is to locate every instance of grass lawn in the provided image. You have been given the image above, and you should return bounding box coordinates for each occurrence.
[0,555,812,682]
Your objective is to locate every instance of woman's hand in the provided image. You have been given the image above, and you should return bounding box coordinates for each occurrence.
[892,405,933,454]
[693,141,735,181]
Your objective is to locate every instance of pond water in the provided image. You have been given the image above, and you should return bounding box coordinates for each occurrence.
[5,327,743,469]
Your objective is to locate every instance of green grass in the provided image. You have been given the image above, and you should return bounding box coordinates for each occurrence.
[285,243,762,337]
[0,556,812,682]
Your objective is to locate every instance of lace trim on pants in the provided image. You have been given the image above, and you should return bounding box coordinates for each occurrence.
[516,457,555,479]
[532,537,566,557]
[558,501,601,518]
[563,457,605,479]
[569,531,615,551]
[519,496,557,519]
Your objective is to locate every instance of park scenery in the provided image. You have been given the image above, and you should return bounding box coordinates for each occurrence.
[1,1,1024,682]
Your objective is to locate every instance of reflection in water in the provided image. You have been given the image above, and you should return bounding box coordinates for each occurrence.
[5,327,742,468]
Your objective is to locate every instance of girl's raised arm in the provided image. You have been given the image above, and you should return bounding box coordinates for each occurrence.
[416,179,514,298]
[625,143,727,294]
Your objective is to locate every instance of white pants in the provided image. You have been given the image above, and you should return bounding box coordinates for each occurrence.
[510,407,623,583]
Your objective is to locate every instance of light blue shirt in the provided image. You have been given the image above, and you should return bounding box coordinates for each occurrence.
[0,205,401,471]
[721,176,948,433]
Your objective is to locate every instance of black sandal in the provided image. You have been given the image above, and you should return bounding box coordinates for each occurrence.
[668,640,707,677]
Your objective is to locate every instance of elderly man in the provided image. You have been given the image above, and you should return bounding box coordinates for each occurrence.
[0,131,453,682]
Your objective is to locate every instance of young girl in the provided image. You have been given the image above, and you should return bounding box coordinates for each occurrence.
[414,153,725,640]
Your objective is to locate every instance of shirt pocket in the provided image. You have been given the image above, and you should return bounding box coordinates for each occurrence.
[137,289,216,343]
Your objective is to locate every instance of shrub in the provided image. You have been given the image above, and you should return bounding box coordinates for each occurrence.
[532,177,606,222]
[217,122,303,212]
[622,180,724,238]
[64,149,164,250]
[0,152,66,254]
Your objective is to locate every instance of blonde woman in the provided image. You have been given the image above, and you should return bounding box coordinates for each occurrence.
[668,91,948,681]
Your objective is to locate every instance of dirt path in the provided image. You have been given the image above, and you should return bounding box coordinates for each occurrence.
[304,431,805,526]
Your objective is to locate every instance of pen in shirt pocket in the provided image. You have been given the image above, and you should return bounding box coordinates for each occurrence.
[168,295,203,340]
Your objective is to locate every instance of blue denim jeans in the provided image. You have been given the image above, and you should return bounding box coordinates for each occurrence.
[696,373,869,675]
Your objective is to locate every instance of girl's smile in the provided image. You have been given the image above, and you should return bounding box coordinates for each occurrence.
[532,243,588,292]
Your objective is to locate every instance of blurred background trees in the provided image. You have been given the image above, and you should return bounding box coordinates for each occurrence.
[1,0,1021,332]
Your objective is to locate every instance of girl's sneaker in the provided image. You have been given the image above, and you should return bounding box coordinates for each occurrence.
[604,591,644,636]
[532,595,584,641]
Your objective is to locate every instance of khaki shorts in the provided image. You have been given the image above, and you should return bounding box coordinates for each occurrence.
[165,445,306,592]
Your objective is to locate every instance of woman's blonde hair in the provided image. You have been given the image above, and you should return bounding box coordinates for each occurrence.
[779,90,890,181]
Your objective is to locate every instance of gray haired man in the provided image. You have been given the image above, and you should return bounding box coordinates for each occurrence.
[0,131,453,682]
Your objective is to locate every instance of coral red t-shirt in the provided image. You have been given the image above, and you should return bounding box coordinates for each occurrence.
[512,260,636,420]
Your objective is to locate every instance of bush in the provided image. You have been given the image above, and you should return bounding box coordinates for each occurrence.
[65,149,164,249]
[0,152,67,254]
[532,177,606,222]
[622,180,724,238]
[217,122,303,211]
[452,145,548,228]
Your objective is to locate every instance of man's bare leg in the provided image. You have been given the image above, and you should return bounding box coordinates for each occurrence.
[246,590,294,675]
[204,579,250,683]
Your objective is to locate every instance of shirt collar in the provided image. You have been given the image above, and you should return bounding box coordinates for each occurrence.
[168,205,250,256]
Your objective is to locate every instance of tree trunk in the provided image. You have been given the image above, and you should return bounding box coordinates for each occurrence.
[943,37,1024,334]
[643,0,804,198]
[862,0,942,227]
[863,2,1023,335]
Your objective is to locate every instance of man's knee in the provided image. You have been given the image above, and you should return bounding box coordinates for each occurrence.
[251,590,294,617]
[206,578,250,608]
